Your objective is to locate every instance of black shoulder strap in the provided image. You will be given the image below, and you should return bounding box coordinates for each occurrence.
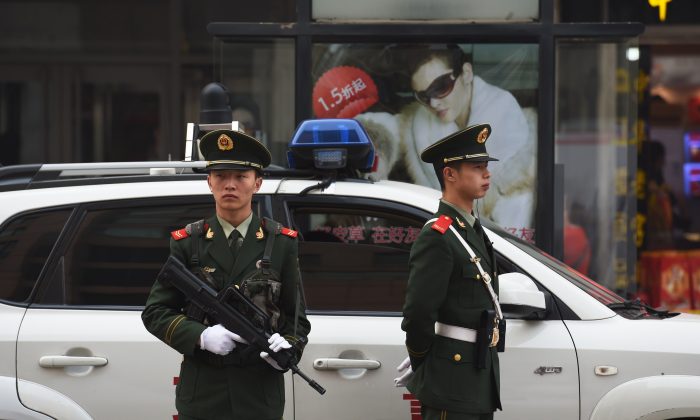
[261,217,304,338]
[186,219,206,267]
[261,217,281,270]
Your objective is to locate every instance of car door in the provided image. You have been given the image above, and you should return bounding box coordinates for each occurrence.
[284,195,579,420]
[15,196,254,419]
[284,196,428,420]
[492,254,579,420]
[0,208,74,419]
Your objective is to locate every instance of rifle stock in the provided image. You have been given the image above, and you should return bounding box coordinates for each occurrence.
[156,256,326,395]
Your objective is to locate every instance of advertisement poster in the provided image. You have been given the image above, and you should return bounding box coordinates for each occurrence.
[311,43,539,239]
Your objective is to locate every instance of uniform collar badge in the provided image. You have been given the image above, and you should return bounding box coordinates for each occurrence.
[205,228,214,239]
[456,217,466,228]
[256,227,264,239]
[203,266,216,273]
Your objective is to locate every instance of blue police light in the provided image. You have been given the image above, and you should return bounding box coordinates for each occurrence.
[287,119,376,172]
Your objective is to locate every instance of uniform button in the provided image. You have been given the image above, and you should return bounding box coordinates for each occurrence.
[453,354,461,362]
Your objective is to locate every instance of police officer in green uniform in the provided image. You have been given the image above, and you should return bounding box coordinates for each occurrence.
[396,124,502,420]
[142,129,310,420]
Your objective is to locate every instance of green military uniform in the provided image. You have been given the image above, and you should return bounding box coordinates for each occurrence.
[401,124,502,419]
[141,129,310,420]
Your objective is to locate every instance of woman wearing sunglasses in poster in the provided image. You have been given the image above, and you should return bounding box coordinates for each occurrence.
[354,44,536,235]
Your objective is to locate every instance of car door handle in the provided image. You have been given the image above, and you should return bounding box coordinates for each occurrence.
[313,358,381,371]
[39,356,108,368]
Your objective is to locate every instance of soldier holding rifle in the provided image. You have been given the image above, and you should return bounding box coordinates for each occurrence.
[142,129,310,420]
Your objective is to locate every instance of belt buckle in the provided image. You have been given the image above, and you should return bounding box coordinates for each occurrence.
[490,326,499,347]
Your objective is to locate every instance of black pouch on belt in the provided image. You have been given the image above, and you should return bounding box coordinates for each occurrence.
[475,309,496,369]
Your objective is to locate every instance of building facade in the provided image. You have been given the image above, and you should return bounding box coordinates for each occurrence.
[3,0,698,306]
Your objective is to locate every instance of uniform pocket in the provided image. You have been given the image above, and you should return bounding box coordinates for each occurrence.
[434,336,475,365]
[433,337,477,402]
[462,263,480,279]
[460,264,479,306]
[176,359,198,403]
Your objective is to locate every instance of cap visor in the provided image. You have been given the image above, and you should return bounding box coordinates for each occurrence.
[462,156,499,162]
[205,163,259,171]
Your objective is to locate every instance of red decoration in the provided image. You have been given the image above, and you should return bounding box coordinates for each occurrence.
[170,228,189,240]
[431,215,452,234]
[312,66,378,119]
[281,227,298,238]
[639,251,697,311]
[688,96,700,125]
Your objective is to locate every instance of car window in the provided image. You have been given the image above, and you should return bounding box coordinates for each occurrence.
[34,199,256,307]
[291,205,424,313]
[0,209,72,303]
[501,232,624,306]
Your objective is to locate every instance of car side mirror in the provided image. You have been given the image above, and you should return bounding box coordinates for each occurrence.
[499,272,547,320]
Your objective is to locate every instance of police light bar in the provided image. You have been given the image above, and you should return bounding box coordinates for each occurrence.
[287,119,375,172]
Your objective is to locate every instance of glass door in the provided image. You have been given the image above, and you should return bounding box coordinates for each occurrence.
[555,40,639,296]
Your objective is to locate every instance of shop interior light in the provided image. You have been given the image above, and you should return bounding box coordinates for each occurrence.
[626,47,640,62]
[287,119,375,172]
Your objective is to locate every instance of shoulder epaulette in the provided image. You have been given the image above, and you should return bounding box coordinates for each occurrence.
[431,215,452,234]
[281,227,298,238]
[261,217,297,238]
[185,220,207,236]
[170,227,189,240]
[171,219,209,241]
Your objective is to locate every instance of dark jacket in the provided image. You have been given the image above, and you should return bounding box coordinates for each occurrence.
[142,213,310,420]
[402,201,501,413]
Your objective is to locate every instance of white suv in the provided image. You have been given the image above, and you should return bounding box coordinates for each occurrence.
[1,161,700,420]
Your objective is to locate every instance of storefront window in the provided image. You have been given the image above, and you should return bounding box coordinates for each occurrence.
[313,0,538,21]
[636,51,700,312]
[311,43,539,241]
[216,39,295,164]
[0,0,170,53]
[555,41,638,295]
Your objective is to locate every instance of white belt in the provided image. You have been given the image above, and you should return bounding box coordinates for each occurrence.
[435,322,477,343]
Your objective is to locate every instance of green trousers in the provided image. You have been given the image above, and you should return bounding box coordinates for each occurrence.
[421,406,494,420]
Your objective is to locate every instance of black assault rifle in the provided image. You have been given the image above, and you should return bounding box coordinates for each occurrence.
[156,256,326,395]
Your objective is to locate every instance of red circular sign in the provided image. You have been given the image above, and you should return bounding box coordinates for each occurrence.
[312,66,378,119]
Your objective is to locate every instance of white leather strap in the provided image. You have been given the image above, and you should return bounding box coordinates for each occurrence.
[435,322,477,343]
[426,218,503,321]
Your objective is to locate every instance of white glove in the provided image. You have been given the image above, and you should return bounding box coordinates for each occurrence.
[260,333,292,371]
[199,324,247,356]
[394,356,413,387]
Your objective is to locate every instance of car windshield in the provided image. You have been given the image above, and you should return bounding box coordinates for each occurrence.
[489,223,624,306]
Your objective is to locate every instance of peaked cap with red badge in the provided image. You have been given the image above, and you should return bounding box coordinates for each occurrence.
[199,129,272,172]
[420,123,498,165]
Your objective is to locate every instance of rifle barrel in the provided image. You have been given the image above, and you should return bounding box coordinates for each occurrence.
[291,365,327,395]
